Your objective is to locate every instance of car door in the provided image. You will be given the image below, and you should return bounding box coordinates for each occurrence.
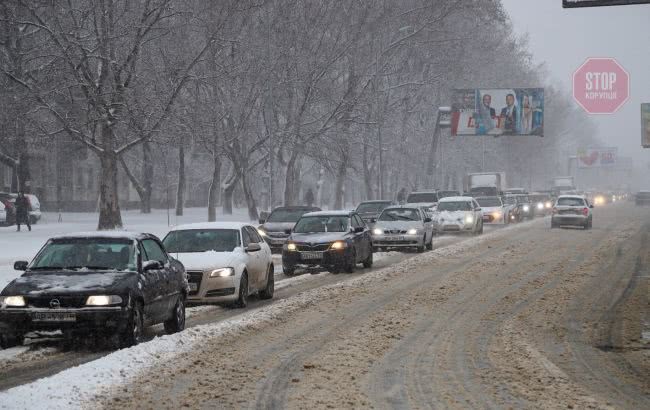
[420,208,433,241]
[141,238,173,323]
[245,226,268,288]
[241,227,263,289]
[473,200,482,228]
[351,214,368,262]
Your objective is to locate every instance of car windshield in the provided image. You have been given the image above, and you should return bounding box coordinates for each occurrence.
[558,197,586,207]
[437,191,459,199]
[438,201,473,212]
[406,193,438,203]
[514,196,530,204]
[356,202,391,213]
[379,208,421,221]
[293,216,349,233]
[30,238,137,272]
[503,196,517,205]
[267,208,312,223]
[477,197,501,207]
[529,195,546,202]
[163,229,240,253]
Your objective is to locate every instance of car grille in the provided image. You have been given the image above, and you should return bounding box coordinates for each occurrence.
[267,231,288,238]
[186,271,204,296]
[205,288,235,297]
[27,296,87,309]
[376,240,417,245]
[383,229,408,234]
[296,243,330,252]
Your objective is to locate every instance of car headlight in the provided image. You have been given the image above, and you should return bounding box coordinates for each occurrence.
[286,243,297,251]
[493,211,502,219]
[537,203,544,210]
[372,228,383,235]
[209,267,235,277]
[1,296,26,307]
[545,201,552,208]
[330,241,347,250]
[407,228,418,235]
[257,229,267,237]
[465,215,474,224]
[85,295,122,306]
[523,205,530,212]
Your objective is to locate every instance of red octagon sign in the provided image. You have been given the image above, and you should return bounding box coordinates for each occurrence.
[573,58,629,114]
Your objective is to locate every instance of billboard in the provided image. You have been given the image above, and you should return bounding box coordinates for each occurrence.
[577,147,618,168]
[563,0,650,7]
[642,103,650,148]
[451,88,544,136]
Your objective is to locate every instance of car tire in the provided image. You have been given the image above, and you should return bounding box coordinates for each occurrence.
[330,266,341,274]
[283,264,296,276]
[416,239,425,253]
[259,265,274,300]
[0,333,24,349]
[479,222,484,235]
[426,234,433,250]
[121,301,144,348]
[345,250,356,273]
[362,249,373,268]
[164,296,186,334]
[234,273,248,308]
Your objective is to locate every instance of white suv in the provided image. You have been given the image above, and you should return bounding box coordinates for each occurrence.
[551,195,593,229]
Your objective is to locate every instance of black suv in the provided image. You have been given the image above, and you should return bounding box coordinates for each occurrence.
[0,232,188,349]
[257,206,321,253]
[282,211,373,275]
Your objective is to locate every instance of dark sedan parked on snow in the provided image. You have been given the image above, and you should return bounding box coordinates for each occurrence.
[0,232,188,349]
[282,211,373,275]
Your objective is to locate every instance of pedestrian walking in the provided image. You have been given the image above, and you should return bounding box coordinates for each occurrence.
[304,188,315,207]
[15,192,31,232]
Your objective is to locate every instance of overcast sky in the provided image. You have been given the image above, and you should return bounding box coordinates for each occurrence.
[501,0,650,166]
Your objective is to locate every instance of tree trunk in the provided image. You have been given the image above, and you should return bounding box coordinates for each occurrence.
[283,151,301,206]
[333,160,347,209]
[175,144,185,216]
[362,140,373,200]
[222,171,240,215]
[97,151,123,230]
[207,155,221,222]
[141,141,153,213]
[316,167,325,208]
[241,172,259,221]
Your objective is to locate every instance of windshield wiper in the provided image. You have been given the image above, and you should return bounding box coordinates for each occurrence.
[29,266,64,270]
[63,266,113,271]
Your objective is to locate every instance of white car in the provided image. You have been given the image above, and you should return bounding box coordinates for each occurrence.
[371,206,434,252]
[0,201,6,225]
[162,222,274,308]
[551,195,593,229]
[476,196,507,224]
[435,196,484,235]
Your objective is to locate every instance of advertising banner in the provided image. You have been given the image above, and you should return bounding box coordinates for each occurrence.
[451,88,544,136]
[642,103,650,148]
[577,147,618,168]
[563,0,650,7]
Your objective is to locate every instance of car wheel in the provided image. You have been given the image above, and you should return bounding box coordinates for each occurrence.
[329,266,341,274]
[362,249,373,268]
[426,234,433,250]
[234,273,248,308]
[164,296,186,334]
[479,222,484,235]
[345,250,356,273]
[0,333,24,349]
[283,264,296,276]
[259,265,274,300]
[121,301,144,348]
[416,238,425,253]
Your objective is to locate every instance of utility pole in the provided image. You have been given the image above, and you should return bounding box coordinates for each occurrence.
[426,106,451,187]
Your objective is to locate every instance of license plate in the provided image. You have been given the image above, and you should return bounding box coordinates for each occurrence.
[31,312,76,322]
[188,283,198,292]
[301,251,323,260]
[386,236,405,241]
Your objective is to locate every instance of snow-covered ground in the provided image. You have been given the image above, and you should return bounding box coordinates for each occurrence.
[0,207,253,289]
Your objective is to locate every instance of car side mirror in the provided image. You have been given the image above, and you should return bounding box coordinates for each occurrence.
[245,242,261,252]
[354,226,364,233]
[424,217,432,223]
[142,260,162,272]
[14,261,28,271]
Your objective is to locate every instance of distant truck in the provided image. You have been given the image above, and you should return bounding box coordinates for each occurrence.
[465,172,506,197]
[552,176,575,193]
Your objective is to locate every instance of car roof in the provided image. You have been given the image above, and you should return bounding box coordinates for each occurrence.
[383,205,421,210]
[271,206,320,211]
[303,210,352,217]
[408,190,438,194]
[171,222,251,231]
[51,231,151,241]
[357,200,392,204]
[557,195,586,200]
[439,196,474,202]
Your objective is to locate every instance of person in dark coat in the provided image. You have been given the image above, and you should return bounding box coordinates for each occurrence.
[15,192,31,232]
[304,188,315,207]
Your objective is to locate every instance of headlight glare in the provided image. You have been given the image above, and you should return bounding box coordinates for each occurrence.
[286,243,297,251]
[330,241,347,250]
[85,295,122,306]
[537,203,544,210]
[523,205,530,212]
[2,296,26,307]
[407,228,418,235]
[257,229,267,237]
[545,201,552,208]
[210,267,235,277]
[465,215,474,224]
[372,228,383,235]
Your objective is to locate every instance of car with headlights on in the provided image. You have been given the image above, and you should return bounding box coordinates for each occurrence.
[371,206,434,252]
[0,232,187,349]
[529,193,553,216]
[257,206,321,253]
[551,195,593,229]
[282,211,373,275]
[435,196,483,235]
[476,196,508,224]
[355,200,395,226]
[405,190,439,212]
[502,194,532,222]
[163,222,273,308]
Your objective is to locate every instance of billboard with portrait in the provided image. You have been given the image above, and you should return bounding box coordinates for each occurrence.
[642,103,650,148]
[451,88,544,136]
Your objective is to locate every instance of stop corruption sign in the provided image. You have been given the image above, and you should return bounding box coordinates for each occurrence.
[573,58,629,114]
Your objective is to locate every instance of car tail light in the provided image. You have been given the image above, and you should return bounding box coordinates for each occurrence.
[582,207,589,216]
